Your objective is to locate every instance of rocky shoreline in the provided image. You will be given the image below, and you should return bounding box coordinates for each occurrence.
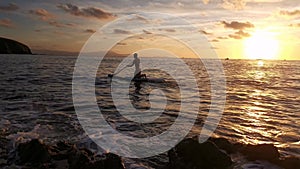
[0,136,299,169]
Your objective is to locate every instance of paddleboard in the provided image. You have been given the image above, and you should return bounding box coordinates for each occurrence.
[108,76,165,83]
[132,77,165,83]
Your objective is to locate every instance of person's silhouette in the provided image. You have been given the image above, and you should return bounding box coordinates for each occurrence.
[127,53,146,79]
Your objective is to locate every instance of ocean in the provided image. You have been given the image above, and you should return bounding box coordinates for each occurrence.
[0,54,299,168]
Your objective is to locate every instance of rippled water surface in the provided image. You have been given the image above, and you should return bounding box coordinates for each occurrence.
[0,54,299,167]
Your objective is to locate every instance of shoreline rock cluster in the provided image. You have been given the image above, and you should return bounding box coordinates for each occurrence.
[0,137,299,169]
[168,137,300,169]
[5,139,124,169]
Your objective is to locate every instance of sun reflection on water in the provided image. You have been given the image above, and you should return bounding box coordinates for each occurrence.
[217,60,299,157]
[239,87,275,145]
[254,71,265,80]
[257,60,264,67]
[247,61,268,81]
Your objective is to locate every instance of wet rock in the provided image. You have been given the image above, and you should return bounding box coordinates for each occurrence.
[48,141,73,160]
[0,158,7,166]
[232,142,244,151]
[68,148,90,169]
[91,153,124,169]
[277,157,300,169]
[16,139,51,165]
[53,159,68,169]
[241,144,280,162]
[0,138,8,162]
[68,147,124,169]
[168,138,233,169]
[209,137,237,154]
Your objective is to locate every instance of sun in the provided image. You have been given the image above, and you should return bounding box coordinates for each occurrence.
[244,30,279,60]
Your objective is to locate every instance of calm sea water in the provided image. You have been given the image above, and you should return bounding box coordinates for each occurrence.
[0,54,299,167]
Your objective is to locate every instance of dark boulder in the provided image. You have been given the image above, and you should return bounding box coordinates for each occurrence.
[68,147,124,169]
[241,144,280,162]
[16,139,51,165]
[168,138,233,169]
[91,153,124,169]
[277,157,300,169]
[209,137,237,154]
[68,148,91,169]
[6,138,125,169]
[0,37,32,54]
[48,141,73,160]
[0,138,7,167]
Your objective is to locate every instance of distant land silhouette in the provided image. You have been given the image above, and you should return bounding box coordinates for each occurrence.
[31,49,128,57]
[0,37,32,54]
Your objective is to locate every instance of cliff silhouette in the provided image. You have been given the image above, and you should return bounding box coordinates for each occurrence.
[0,37,32,54]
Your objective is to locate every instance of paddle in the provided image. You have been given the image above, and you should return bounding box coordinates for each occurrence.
[108,66,129,78]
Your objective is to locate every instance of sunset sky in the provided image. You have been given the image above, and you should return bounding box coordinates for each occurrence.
[0,0,299,60]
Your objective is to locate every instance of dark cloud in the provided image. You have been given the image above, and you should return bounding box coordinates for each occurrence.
[143,30,152,34]
[228,34,241,39]
[48,21,67,28]
[84,29,96,33]
[127,15,162,25]
[35,20,74,28]
[235,30,250,37]
[113,29,131,34]
[221,21,254,30]
[29,8,77,29]
[134,15,148,21]
[51,22,76,28]
[29,9,55,21]
[116,42,127,45]
[127,15,149,23]
[289,23,300,27]
[217,36,228,40]
[0,18,14,28]
[0,3,19,11]
[228,30,251,39]
[211,39,219,42]
[65,23,77,27]
[279,9,300,16]
[57,3,115,20]
[158,28,176,32]
[200,30,212,35]
[50,21,77,28]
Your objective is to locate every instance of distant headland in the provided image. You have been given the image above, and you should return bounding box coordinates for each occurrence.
[0,37,32,54]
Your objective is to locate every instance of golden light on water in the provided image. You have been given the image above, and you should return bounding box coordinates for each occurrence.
[257,60,264,67]
[244,30,280,60]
